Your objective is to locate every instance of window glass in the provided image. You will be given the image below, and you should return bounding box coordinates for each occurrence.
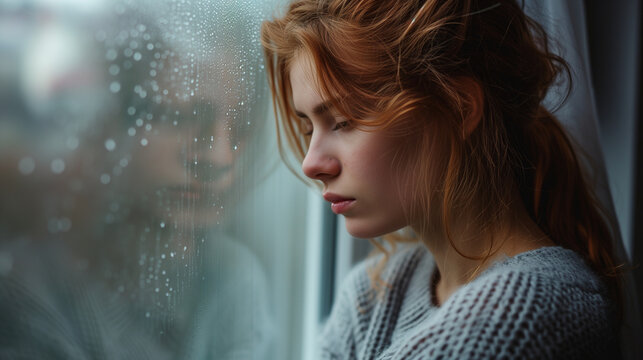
[0,0,307,358]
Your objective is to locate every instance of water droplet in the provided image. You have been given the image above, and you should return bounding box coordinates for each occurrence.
[128,127,136,136]
[161,253,166,259]
[170,252,175,258]
[133,52,142,61]
[194,137,198,143]
[123,48,133,57]
[147,43,154,50]
[210,136,214,142]
[51,159,65,174]
[183,246,187,251]
[145,124,152,131]
[109,81,121,93]
[108,64,120,76]
[173,120,178,126]
[106,48,117,61]
[233,145,238,150]
[66,137,79,150]
[145,312,151,318]
[119,158,129,167]
[154,288,159,293]
[140,138,148,146]
[136,118,144,127]
[100,173,111,184]
[104,138,116,151]
[160,221,165,228]
[18,157,35,175]
[59,218,72,231]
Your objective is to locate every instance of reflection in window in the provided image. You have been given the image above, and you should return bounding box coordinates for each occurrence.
[0,0,307,359]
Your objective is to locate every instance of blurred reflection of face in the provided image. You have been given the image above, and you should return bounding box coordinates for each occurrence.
[122,61,248,229]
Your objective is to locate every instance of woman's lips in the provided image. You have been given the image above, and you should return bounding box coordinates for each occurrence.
[323,193,356,215]
[168,189,201,201]
[166,185,203,201]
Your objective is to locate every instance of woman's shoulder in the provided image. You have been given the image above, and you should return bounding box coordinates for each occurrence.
[479,245,608,292]
[391,246,618,359]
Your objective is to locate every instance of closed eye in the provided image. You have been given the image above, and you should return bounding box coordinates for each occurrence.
[299,119,313,136]
[332,120,350,131]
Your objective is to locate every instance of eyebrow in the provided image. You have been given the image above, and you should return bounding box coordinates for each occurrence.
[294,100,334,119]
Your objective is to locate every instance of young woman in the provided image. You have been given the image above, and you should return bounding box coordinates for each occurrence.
[262,0,623,358]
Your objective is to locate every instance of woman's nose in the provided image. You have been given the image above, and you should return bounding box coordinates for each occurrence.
[301,143,341,181]
[189,122,234,179]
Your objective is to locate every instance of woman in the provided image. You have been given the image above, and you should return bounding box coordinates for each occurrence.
[262,0,623,358]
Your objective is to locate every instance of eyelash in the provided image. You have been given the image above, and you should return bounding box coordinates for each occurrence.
[303,120,350,136]
[333,120,350,131]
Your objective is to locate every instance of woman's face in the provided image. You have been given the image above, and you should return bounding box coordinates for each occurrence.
[289,54,411,238]
[119,63,247,229]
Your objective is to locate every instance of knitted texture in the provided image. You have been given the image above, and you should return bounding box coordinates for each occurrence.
[319,244,618,359]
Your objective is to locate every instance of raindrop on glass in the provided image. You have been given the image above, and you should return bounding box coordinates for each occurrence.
[140,138,148,146]
[100,174,111,184]
[66,137,79,150]
[108,64,120,76]
[106,48,117,61]
[128,127,136,136]
[18,157,35,175]
[50,159,65,174]
[109,81,121,93]
[104,138,116,151]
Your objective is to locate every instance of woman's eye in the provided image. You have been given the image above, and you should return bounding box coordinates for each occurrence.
[300,121,313,136]
[332,120,350,131]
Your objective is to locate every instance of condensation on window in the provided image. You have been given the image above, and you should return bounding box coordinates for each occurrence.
[0,0,307,358]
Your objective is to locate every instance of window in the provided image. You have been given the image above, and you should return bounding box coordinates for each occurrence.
[0,0,309,358]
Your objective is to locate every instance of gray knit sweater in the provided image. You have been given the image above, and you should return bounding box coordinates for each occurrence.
[319,244,618,359]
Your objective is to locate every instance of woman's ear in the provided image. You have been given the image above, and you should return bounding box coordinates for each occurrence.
[454,77,484,138]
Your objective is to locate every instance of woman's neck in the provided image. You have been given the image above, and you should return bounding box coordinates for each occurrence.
[417,202,554,306]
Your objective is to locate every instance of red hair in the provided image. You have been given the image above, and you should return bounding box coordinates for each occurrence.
[262,0,623,311]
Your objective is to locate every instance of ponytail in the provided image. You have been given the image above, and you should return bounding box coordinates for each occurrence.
[515,107,623,314]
